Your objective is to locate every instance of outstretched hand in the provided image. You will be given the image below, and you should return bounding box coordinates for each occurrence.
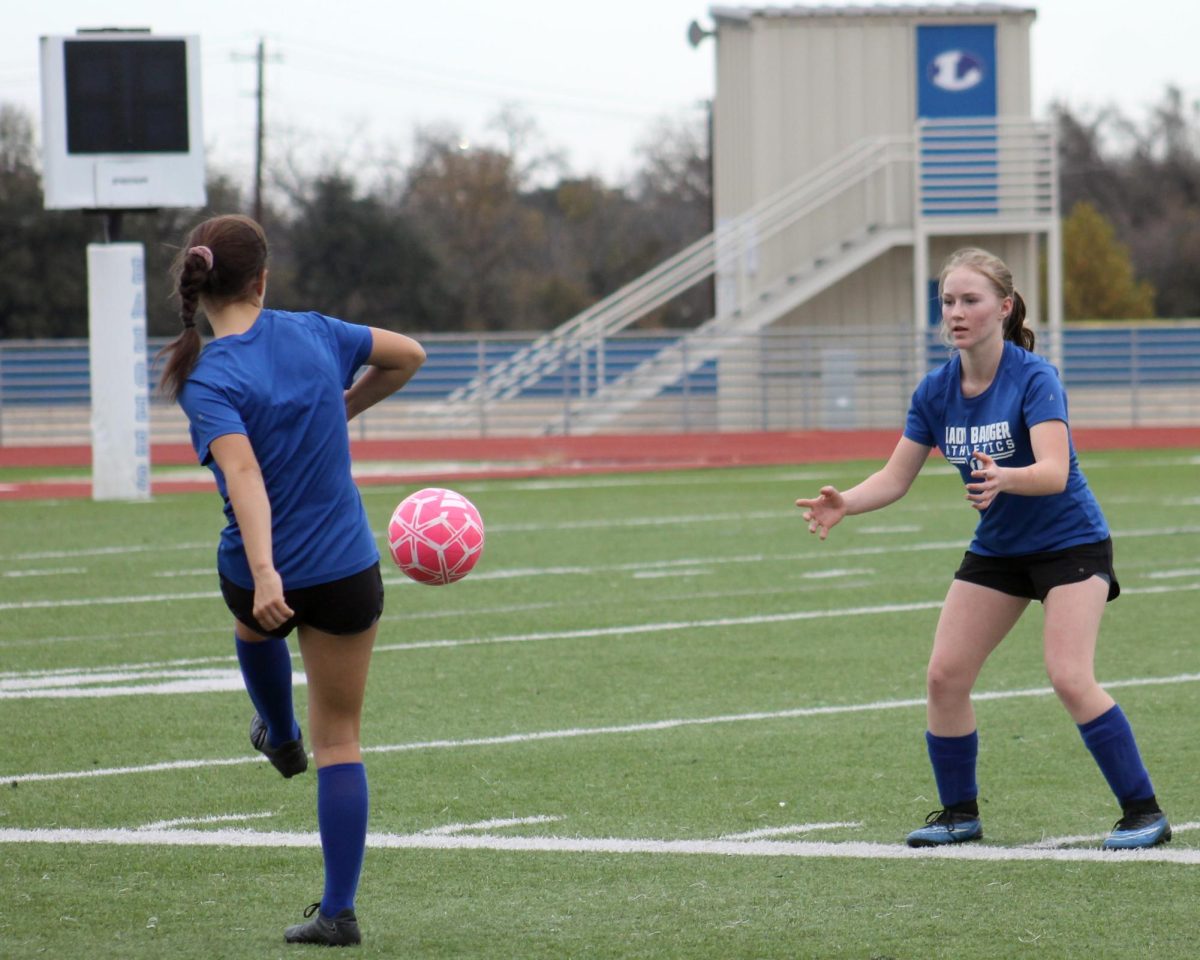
[795,485,846,541]
[965,450,1005,511]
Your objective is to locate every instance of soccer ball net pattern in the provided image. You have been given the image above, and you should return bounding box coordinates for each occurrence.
[388,487,485,585]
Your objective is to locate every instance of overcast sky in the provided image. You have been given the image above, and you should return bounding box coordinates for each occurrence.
[3,1,1197,188]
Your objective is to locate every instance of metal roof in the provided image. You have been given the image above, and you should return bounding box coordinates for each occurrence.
[710,4,1037,22]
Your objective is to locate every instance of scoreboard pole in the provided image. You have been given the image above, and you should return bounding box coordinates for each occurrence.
[87,242,150,501]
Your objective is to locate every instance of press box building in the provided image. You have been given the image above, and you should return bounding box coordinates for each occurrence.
[706,3,1058,429]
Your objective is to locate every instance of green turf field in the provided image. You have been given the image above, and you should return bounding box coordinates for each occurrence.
[1,449,1198,958]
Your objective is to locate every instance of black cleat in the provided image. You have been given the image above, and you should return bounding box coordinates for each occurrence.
[249,714,308,778]
[1102,810,1172,850]
[284,902,361,947]
[905,808,983,847]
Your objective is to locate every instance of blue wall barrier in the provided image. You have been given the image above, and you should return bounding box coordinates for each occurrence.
[1,327,1196,406]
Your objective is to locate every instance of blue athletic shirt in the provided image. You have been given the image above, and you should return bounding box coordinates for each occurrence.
[178,309,378,589]
[904,340,1109,557]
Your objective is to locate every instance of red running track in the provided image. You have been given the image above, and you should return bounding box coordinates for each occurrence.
[2,427,1198,501]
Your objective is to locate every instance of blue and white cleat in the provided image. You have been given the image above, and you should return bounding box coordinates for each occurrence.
[1102,811,1171,850]
[905,808,983,848]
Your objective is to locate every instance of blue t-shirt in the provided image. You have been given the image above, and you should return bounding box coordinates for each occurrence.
[178,309,378,589]
[904,340,1109,556]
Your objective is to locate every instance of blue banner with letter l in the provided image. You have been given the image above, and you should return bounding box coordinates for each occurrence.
[917,24,997,119]
[916,24,999,217]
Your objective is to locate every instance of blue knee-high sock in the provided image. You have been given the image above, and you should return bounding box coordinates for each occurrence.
[1078,704,1154,808]
[235,635,300,746]
[926,730,979,808]
[318,763,369,916]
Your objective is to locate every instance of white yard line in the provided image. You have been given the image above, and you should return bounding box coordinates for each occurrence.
[5,524,1197,611]
[8,669,1200,784]
[2,567,87,578]
[487,510,787,532]
[721,822,862,840]
[1,825,1197,865]
[420,816,564,835]
[6,542,212,561]
[0,590,220,612]
[136,811,277,831]
[2,582,1196,697]
[632,569,714,579]
[0,674,274,699]
[0,597,949,693]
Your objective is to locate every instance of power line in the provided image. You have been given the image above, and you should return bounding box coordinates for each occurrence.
[276,37,681,119]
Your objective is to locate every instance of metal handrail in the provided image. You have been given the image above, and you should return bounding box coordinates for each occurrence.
[439,133,913,412]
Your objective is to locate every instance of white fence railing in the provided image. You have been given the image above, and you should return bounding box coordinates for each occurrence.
[2,325,1197,445]
[916,117,1057,221]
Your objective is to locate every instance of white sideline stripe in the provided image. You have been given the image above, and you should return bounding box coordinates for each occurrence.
[1,582,1195,698]
[1025,821,1200,849]
[7,542,212,561]
[0,675,289,699]
[137,812,276,831]
[421,815,564,835]
[488,510,786,532]
[0,590,220,612]
[632,569,713,580]
[0,577,887,653]
[3,568,87,578]
[0,598,948,689]
[370,600,949,655]
[0,669,237,691]
[721,822,861,840]
[2,826,1199,865]
[370,584,1200,655]
[5,523,1197,611]
[8,670,1200,784]
[1147,568,1200,579]
[800,568,872,579]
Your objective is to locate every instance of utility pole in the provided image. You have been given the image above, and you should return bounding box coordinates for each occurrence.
[253,37,265,225]
[232,38,280,225]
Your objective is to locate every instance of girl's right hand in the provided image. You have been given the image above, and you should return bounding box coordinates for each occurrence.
[251,568,294,632]
[794,486,846,541]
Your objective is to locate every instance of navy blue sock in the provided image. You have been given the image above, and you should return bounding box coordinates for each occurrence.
[1078,704,1154,808]
[235,635,300,746]
[926,730,979,809]
[318,763,369,916]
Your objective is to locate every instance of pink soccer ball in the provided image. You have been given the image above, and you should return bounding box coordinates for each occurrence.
[388,487,485,585]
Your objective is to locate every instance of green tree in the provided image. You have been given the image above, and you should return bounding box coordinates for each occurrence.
[401,131,546,331]
[1062,200,1156,320]
[0,104,92,338]
[1054,88,1200,316]
[278,172,453,331]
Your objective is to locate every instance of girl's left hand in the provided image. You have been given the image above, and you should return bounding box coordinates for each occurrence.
[965,450,1005,511]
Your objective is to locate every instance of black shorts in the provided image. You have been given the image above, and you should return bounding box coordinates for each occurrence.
[953,537,1120,603]
[219,562,385,638]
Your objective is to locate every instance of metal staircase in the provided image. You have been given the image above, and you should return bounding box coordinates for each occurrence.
[434,134,913,427]
[558,225,913,433]
[430,118,1056,434]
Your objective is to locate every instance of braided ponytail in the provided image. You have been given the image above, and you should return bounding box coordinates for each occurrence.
[157,216,268,400]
